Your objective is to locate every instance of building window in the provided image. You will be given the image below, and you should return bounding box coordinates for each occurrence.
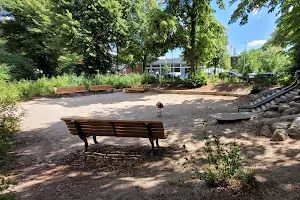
[174,68,180,72]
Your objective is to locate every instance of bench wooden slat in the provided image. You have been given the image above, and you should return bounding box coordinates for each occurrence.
[65,121,163,127]
[125,87,146,92]
[54,86,87,95]
[89,85,113,92]
[62,118,169,152]
[62,118,162,124]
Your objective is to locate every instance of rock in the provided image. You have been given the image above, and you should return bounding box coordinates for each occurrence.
[262,111,281,118]
[288,117,300,139]
[271,121,291,131]
[259,125,272,137]
[282,107,300,116]
[269,105,279,111]
[275,98,285,104]
[278,104,290,112]
[262,118,281,125]
[211,112,256,123]
[289,101,300,107]
[292,96,300,101]
[281,114,300,121]
[270,129,289,141]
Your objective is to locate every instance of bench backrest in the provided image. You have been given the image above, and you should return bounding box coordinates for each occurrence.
[61,118,167,139]
[53,86,86,94]
[89,85,113,91]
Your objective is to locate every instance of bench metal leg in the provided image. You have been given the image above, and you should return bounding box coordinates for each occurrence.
[78,135,88,152]
[149,138,155,153]
[156,139,159,147]
[93,136,98,144]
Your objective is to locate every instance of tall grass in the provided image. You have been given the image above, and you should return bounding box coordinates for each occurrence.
[0,73,155,102]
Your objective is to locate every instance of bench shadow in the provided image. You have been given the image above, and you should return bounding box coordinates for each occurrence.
[8,94,300,199]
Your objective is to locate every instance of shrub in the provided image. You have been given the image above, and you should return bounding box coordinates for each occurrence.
[0,99,23,165]
[183,70,208,88]
[194,134,255,188]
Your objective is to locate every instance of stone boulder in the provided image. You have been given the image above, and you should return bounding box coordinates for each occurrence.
[262,118,281,125]
[288,117,300,139]
[289,101,300,108]
[259,125,272,137]
[270,129,289,141]
[282,107,300,116]
[271,121,291,131]
[292,96,300,102]
[269,105,279,112]
[281,114,300,121]
[278,104,290,112]
[262,111,281,118]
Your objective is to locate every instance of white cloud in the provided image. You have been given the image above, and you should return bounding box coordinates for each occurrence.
[247,40,267,47]
[251,9,259,16]
[158,56,166,59]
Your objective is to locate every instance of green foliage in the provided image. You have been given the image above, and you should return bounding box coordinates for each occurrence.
[166,0,227,71]
[229,0,299,76]
[0,192,16,200]
[0,39,36,80]
[0,99,23,165]
[183,70,208,88]
[0,74,155,102]
[159,76,182,86]
[194,134,255,187]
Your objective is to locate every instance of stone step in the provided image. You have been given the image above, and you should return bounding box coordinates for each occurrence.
[289,91,299,95]
[261,105,267,111]
[275,98,284,104]
[256,107,263,112]
[280,96,288,101]
[265,103,271,108]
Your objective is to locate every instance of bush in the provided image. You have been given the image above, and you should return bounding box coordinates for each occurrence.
[0,73,156,102]
[194,134,255,188]
[0,99,23,165]
[183,70,208,88]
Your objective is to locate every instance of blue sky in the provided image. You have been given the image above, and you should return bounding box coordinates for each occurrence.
[165,1,278,59]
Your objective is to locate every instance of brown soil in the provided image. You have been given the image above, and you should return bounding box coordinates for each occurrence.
[153,82,251,95]
[2,92,300,200]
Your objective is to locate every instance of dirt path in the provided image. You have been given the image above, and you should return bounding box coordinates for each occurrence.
[4,92,300,199]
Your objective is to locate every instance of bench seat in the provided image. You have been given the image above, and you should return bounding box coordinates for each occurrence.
[124,87,146,93]
[53,86,87,95]
[61,118,169,152]
[89,85,113,93]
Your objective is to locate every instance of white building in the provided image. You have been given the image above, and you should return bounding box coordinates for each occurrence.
[145,57,225,76]
[145,58,191,76]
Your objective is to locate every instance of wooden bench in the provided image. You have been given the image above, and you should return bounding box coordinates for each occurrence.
[89,85,113,93]
[53,86,87,96]
[61,118,170,152]
[124,87,147,93]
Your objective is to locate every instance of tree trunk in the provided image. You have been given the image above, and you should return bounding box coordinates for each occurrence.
[190,3,196,73]
[142,55,147,73]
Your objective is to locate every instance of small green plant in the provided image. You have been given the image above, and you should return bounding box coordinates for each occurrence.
[194,134,255,188]
[0,192,16,200]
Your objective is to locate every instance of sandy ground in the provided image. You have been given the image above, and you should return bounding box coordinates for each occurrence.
[4,92,300,199]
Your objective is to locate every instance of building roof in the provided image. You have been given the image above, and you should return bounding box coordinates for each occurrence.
[150,57,187,65]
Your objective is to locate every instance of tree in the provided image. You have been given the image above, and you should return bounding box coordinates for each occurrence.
[166,0,226,72]
[56,0,131,73]
[229,0,300,74]
[118,0,179,71]
[0,0,62,76]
